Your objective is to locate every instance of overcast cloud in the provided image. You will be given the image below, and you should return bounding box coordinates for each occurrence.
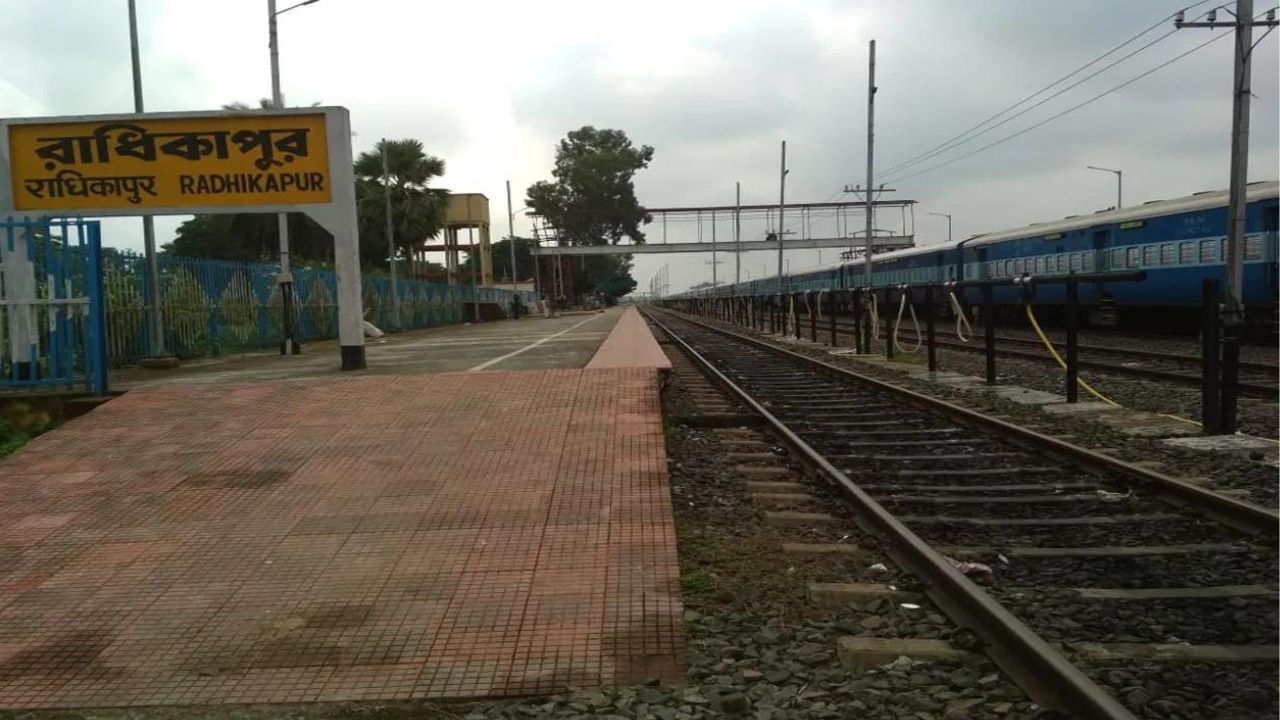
[2,0,1276,293]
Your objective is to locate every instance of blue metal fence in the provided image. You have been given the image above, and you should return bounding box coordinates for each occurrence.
[0,217,108,393]
[99,249,536,366]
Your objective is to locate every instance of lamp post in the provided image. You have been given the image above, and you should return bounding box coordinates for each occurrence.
[1086,165,1122,209]
[127,0,166,360]
[267,0,319,355]
[928,212,953,243]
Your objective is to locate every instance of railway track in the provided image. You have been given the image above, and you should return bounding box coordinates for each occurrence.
[890,325,1280,399]
[770,307,1278,398]
[645,306,1279,720]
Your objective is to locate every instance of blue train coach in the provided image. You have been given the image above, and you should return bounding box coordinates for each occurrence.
[727,181,1278,328]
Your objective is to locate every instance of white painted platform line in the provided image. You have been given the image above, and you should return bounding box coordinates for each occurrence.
[468,314,608,371]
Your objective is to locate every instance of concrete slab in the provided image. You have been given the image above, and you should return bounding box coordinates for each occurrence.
[0,367,682,707]
[837,637,979,670]
[1042,401,1120,416]
[1094,411,1200,437]
[927,374,990,388]
[903,370,965,380]
[994,387,1066,406]
[114,310,622,388]
[1163,434,1280,455]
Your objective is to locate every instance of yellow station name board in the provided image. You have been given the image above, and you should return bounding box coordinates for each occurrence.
[8,113,331,211]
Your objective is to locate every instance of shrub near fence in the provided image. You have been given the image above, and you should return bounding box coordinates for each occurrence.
[102,250,535,366]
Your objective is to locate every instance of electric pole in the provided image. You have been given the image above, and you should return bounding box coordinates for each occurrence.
[127,0,166,360]
[383,141,399,330]
[864,39,876,288]
[1175,0,1277,433]
[734,182,742,285]
[777,141,787,289]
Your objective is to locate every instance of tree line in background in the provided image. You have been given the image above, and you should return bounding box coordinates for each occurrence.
[166,108,654,300]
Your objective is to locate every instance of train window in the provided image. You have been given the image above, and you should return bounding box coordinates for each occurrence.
[1144,245,1158,266]
[1003,259,1013,276]
[1083,253,1094,271]
[1180,242,1196,264]
[1032,257,1042,274]
[1245,235,1262,260]
[1013,259,1023,274]
[1069,253,1082,272]
[1200,239,1219,263]
[1127,247,1141,268]
[1111,248,1125,268]
[1160,243,1176,265]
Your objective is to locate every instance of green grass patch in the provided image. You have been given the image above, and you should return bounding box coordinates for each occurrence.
[679,570,719,595]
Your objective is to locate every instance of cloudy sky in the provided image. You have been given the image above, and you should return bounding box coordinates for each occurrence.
[3,0,1277,294]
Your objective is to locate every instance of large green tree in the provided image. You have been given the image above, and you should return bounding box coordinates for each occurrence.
[354,139,449,268]
[162,212,330,263]
[526,126,652,300]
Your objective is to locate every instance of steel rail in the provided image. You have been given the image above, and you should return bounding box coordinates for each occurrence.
[641,307,1140,720]
[658,306,1279,536]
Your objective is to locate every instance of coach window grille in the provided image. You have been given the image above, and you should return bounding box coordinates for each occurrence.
[1111,248,1125,269]
[1200,239,1218,263]
[1245,235,1262,261]
[1128,246,1141,268]
[1180,241,1196,265]
[1144,245,1158,267]
[1070,253,1082,272]
[1083,252,1094,272]
[1160,243,1176,265]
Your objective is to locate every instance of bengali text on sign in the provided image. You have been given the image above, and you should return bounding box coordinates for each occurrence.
[7,113,332,211]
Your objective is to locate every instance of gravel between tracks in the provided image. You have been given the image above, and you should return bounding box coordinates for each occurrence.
[708,317,1279,509]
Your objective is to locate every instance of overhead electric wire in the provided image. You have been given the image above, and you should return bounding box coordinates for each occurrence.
[879,0,1222,179]
[882,27,1234,186]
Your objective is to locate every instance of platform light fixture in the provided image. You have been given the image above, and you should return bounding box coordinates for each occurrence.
[1086,165,1122,210]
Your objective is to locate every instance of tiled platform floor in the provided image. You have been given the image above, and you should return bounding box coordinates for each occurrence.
[0,368,681,708]
[586,307,672,371]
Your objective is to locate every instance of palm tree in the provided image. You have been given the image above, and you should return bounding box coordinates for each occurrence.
[354,139,448,269]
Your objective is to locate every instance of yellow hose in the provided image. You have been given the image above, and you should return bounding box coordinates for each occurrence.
[1025,304,1203,427]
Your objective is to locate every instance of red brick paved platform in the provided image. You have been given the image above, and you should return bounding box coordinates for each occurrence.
[0,368,681,708]
[585,307,671,371]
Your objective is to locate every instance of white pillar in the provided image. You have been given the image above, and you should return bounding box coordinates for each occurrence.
[312,110,365,370]
[0,223,37,376]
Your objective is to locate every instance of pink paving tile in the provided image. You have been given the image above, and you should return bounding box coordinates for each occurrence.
[585,306,672,370]
[0,367,682,708]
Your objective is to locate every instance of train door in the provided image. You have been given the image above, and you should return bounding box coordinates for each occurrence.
[1092,228,1117,324]
[1093,230,1110,272]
